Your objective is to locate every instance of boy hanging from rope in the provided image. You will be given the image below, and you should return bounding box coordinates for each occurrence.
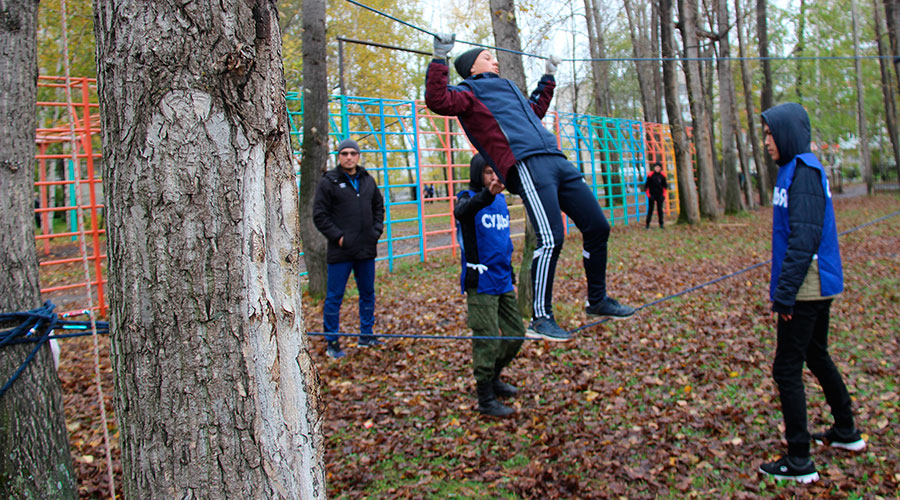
[455,154,524,417]
[425,34,635,342]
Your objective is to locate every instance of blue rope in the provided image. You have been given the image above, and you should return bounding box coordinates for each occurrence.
[342,0,894,63]
[0,302,109,398]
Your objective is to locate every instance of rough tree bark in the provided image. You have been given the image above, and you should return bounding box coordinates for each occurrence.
[661,0,701,224]
[735,0,771,205]
[92,0,324,497]
[851,0,873,193]
[678,0,720,218]
[758,0,777,185]
[0,1,77,498]
[715,0,743,213]
[488,0,536,318]
[298,0,329,298]
[875,0,900,188]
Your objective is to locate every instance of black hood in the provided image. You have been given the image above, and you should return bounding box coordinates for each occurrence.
[469,154,486,191]
[761,102,811,166]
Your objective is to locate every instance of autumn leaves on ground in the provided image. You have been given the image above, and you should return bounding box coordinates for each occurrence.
[58,193,899,498]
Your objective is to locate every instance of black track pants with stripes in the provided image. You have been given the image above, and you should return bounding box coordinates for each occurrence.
[506,154,611,319]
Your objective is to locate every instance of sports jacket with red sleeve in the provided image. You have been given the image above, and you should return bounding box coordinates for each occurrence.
[424,58,565,184]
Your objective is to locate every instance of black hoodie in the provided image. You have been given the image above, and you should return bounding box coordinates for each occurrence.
[761,103,828,313]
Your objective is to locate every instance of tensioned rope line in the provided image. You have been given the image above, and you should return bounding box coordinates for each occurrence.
[305,208,900,340]
[4,210,897,345]
[343,0,896,63]
[59,0,116,496]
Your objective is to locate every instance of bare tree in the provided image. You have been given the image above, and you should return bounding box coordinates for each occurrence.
[0,2,77,498]
[735,0,771,205]
[299,0,329,297]
[92,0,324,497]
[851,0,873,193]
[875,0,900,188]
[679,0,720,217]
[488,0,536,317]
[660,0,701,223]
[758,0,777,185]
[584,0,612,116]
[715,0,743,213]
[623,0,658,122]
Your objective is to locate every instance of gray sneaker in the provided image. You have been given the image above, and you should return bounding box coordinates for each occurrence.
[585,296,636,319]
[526,316,572,342]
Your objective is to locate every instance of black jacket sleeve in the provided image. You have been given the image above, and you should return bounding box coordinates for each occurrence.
[372,182,385,235]
[453,189,496,221]
[773,164,826,313]
[312,178,343,244]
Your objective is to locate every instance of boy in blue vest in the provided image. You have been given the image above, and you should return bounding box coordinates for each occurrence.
[455,154,525,417]
[758,103,865,483]
[426,34,636,343]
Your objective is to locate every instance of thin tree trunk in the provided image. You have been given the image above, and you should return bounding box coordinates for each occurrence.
[1,2,77,498]
[679,0,720,218]
[488,0,536,318]
[584,0,613,116]
[851,0,873,193]
[651,0,665,123]
[875,0,900,187]
[736,0,771,205]
[623,0,655,123]
[758,0,777,185]
[299,0,329,298]
[93,1,324,497]
[661,0,701,223]
[716,0,742,213]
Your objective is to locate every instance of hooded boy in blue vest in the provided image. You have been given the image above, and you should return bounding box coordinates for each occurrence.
[757,103,865,483]
[455,154,525,417]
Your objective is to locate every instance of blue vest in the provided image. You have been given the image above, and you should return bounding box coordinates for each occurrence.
[456,191,515,295]
[770,153,843,301]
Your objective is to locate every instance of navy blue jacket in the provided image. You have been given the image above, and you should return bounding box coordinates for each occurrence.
[424,59,563,185]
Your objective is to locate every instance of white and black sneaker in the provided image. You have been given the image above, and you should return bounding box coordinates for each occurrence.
[758,456,820,483]
[813,427,867,451]
[585,296,636,319]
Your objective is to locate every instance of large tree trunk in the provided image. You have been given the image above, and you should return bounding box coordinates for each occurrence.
[851,0,873,193]
[758,0,778,185]
[0,2,77,498]
[735,0,771,205]
[875,0,900,188]
[488,0,535,318]
[678,0,720,218]
[661,0,700,224]
[716,0,742,213]
[299,0,329,298]
[93,1,324,497]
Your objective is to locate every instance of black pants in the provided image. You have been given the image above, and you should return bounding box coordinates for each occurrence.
[506,154,611,318]
[773,299,855,457]
[645,196,664,227]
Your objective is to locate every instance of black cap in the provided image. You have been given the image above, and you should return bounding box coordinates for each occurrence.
[454,48,485,79]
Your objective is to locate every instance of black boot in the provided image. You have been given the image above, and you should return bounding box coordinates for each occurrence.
[476,381,514,417]
[492,375,518,399]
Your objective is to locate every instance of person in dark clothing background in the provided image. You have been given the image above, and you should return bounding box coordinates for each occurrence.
[426,33,635,343]
[455,154,524,417]
[757,103,865,483]
[643,162,667,229]
[313,138,386,359]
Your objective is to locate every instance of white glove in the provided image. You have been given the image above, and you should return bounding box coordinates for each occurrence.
[433,33,456,59]
[545,55,562,75]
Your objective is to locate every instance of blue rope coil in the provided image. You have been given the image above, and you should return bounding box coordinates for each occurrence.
[0,302,109,398]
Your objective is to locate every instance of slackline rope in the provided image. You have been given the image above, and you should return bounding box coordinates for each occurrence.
[59,0,116,496]
[343,0,896,64]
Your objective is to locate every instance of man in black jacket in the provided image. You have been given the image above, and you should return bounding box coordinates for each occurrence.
[757,103,864,483]
[313,139,385,358]
[643,162,667,229]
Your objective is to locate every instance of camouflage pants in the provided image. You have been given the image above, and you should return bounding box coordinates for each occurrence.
[466,290,525,383]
